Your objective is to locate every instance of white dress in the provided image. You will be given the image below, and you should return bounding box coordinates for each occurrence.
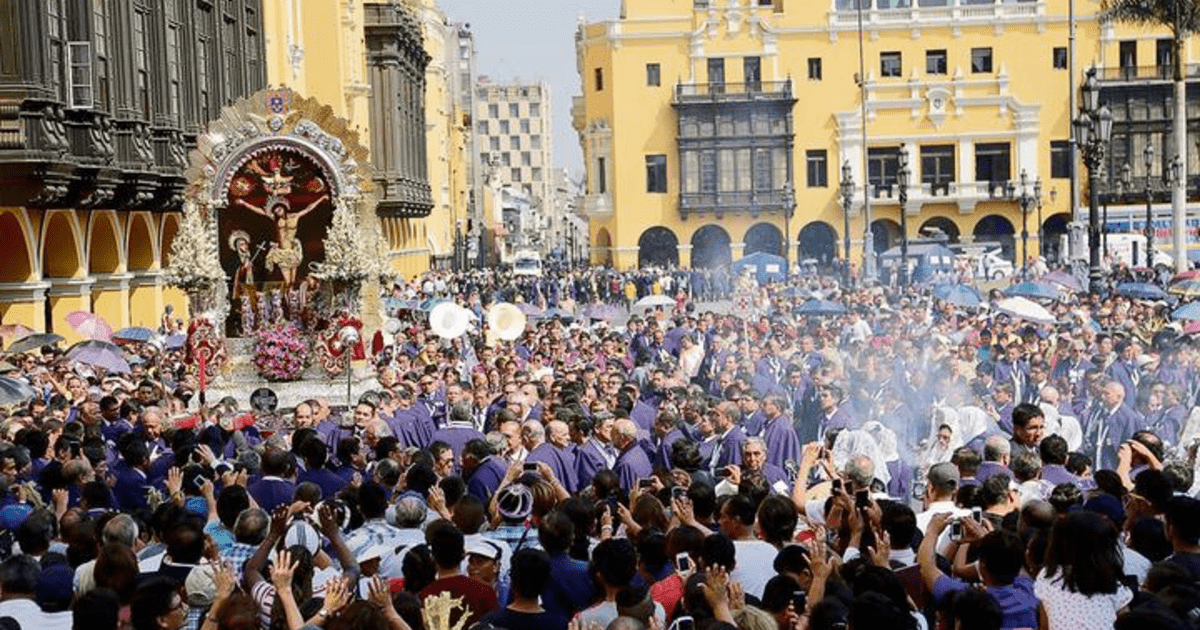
[1033,569,1132,630]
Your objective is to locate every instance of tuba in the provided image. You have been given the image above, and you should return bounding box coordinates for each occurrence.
[486,303,527,341]
[429,301,470,339]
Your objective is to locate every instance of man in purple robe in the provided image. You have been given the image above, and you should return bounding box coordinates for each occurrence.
[430,403,485,464]
[760,395,800,471]
[612,418,653,492]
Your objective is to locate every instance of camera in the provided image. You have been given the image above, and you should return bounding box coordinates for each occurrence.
[522,462,539,472]
[672,486,687,501]
[855,489,870,510]
[791,590,807,612]
[675,552,691,573]
[638,478,653,489]
[949,519,963,541]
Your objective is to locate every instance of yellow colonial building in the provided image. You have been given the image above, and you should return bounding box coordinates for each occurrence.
[573,0,1200,274]
[261,0,471,277]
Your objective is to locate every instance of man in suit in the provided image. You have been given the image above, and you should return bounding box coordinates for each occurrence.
[523,420,575,492]
[1085,378,1147,471]
[247,448,297,512]
[1106,339,1141,406]
[113,439,153,513]
[994,342,1029,405]
[713,401,747,470]
[818,385,855,439]
[573,413,616,490]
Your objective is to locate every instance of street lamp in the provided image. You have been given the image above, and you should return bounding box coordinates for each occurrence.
[782,180,796,281]
[1006,169,1041,279]
[840,160,855,286]
[1074,67,1114,296]
[1143,145,1156,260]
[896,145,911,286]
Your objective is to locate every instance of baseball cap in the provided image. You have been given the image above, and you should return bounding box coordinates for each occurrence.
[927,462,960,492]
[35,563,74,612]
[357,543,390,565]
[465,537,503,562]
[185,563,217,607]
[0,504,33,531]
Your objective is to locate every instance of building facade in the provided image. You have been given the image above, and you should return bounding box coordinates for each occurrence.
[475,82,556,255]
[0,0,268,339]
[573,0,1200,273]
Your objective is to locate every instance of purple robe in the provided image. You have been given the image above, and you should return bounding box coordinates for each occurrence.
[430,425,485,463]
[576,440,611,490]
[716,426,747,470]
[613,444,654,492]
[526,442,578,492]
[761,415,801,470]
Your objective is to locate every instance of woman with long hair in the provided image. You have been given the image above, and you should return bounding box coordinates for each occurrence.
[1035,510,1132,629]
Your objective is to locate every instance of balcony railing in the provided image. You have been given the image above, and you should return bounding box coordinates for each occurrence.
[679,189,791,218]
[1097,64,1200,82]
[830,0,1038,26]
[674,81,793,105]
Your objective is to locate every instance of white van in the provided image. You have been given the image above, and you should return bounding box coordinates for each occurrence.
[511,251,543,277]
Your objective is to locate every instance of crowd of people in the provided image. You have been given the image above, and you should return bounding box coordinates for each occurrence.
[2,262,1200,630]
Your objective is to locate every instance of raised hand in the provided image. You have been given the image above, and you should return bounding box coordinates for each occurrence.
[271,548,297,592]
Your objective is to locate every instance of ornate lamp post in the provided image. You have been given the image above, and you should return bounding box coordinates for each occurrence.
[782,180,796,280]
[1074,68,1114,296]
[1143,145,1155,258]
[840,160,855,286]
[1006,169,1042,279]
[896,145,911,286]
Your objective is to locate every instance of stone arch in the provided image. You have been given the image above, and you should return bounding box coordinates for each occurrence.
[0,209,37,282]
[594,227,613,266]
[41,211,84,278]
[871,218,901,256]
[126,213,158,271]
[690,224,732,270]
[160,213,181,269]
[973,214,1016,259]
[1042,212,1072,263]
[918,216,960,243]
[87,211,124,274]
[638,226,679,268]
[798,221,838,266]
[743,222,783,257]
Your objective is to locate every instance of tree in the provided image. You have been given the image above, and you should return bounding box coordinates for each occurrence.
[1101,0,1200,271]
[313,200,389,311]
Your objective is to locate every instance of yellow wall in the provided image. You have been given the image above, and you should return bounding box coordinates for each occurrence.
[574,0,1171,270]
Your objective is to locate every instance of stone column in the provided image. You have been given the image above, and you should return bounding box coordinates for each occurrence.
[91,273,133,330]
[0,281,50,331]
[677,243,693,269]
[46,278,95,343]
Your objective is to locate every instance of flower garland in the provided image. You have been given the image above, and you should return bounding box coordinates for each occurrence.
[252,322,310,381]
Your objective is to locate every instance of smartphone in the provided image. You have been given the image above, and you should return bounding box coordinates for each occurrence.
[192,474,206,489]
[674,616,695,630]
[855,489,870,510]
[830,478,843,493]
[672,486,687,501]
[949,520,963,541]
[791,590,807,612]
[523,462,539,472]
[638,478,653,489]
[675,552,691,573]
[715,468,732,478]
[971,507,983,523]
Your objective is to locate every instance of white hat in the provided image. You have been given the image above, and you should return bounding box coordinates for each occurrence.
[465,537,503,562]
[284,520,321,555]
[357,543,390,564]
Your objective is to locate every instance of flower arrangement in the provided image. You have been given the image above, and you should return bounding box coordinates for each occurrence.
[252,322,309,381]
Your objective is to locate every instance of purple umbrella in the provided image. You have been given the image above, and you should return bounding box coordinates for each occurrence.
[582,303,624,321]
[66,340,131,374]
[663,326,693,354]
[516,302,542,317]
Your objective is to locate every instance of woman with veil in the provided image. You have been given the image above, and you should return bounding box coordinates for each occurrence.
[862,421,912,502]
[830,429,891,492]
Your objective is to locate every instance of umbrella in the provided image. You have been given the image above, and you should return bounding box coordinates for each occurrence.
[1169,278,1200,298]
[1116,282,1168,300]
[1040,270,1084,293]
[793,299,847,317]
[418,298,450,312]
[663,326,693,354]
[1003,281,1063,302]
[6,333,64,354]
[634,294,676,309]
[0,324,35,342]
[1187,320,1200,335]
[66,340,131,374]
[1173,269,1200,282]
[515,302,542,316]
[931,284,982,308]
[1172,301,1200,321]
[994,296,1057,325]
[65,311,113,341]
[534,308,574,321]
[581,303,624,322]
[782,286,812,299]
[0,376,36,406]
[164,333,188,350]
[112,327,157,343]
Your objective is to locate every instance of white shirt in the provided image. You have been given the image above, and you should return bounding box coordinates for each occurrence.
[731,539,778,599]
[0,598,72,630]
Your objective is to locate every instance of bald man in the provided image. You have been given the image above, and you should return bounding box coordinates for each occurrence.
[524,420,577,492]
[611,418,653,492]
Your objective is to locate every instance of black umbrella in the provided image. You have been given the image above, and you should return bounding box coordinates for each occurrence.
[6,333,65,354]
[0,376,36,406]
